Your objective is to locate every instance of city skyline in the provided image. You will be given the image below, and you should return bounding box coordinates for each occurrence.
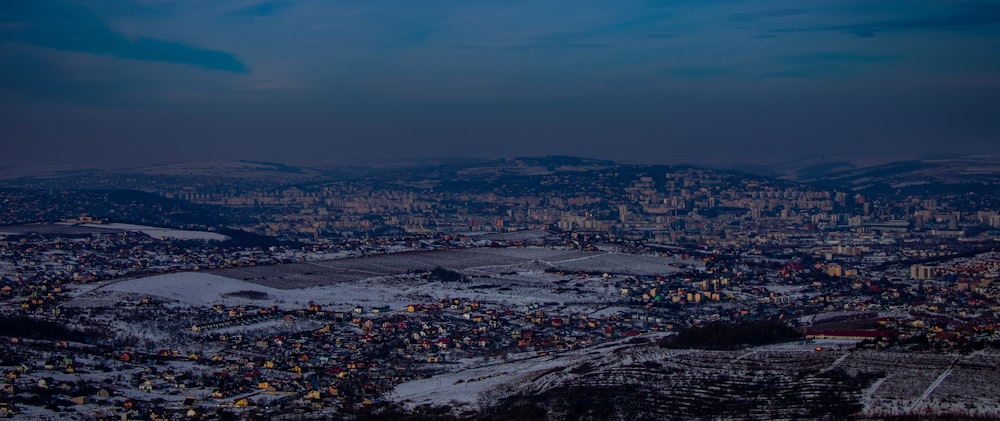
[2,0,999,167]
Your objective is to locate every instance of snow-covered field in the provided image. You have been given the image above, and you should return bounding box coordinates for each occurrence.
[83,223,229,241]
[56,246,697,318]
[208,247,693,290]
[391,353,575,412]
[95,272,283,307]
[65,268,624,313]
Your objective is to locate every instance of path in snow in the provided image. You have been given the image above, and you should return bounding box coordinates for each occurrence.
[908,357,958,412]
[861,376,889,413]
[734,350,757,362]
[820,351,851,374]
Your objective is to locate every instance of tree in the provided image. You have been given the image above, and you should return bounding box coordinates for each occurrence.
[429,267,464,283]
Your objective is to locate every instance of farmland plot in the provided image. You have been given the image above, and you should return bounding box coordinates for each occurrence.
[399,341,998,420]
[918,351,1000,417]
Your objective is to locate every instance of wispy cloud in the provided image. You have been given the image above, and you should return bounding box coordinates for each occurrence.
[0,43,251,109]
[0,0,248,72]
[510,31,615,49]
[445,4,677,51]
[762,52,892,79]
[661,67,729,79]
[513,42,613,50]
[728,8,808,23]
[773,3,1000,37]
[224,1,291,19]
[0,47,111,106]
[659,52,890,81]
[780,53,889,64]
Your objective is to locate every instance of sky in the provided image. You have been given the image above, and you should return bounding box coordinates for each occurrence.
[2,0,999,168]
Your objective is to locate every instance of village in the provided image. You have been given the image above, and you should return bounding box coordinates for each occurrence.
[0,230,998,419]
[0,267,680,419]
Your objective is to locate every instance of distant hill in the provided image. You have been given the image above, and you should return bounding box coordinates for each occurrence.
[4,155,998,196]
[727,155,1000,195]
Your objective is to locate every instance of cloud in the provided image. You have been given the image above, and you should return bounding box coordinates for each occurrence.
[224,1,291,19]
[0,47,111,106]
[448,4,676,50]
[658,52,890,81]
[457,31,615,50]
[0,43,253,109]
[773,3,1000,37]
[647,32,686,40]
[661,67,729,79]
[781,53,888,64]
[0,0,248,72]
[513,38,613,49]
[728,8,808,23]
[763,52,892,79]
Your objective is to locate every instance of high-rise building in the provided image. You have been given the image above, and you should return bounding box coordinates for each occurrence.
[911,265,937,280]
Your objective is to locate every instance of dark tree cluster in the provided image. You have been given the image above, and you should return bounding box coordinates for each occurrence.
[429,266,465,283]
[660,319,803,350]
[0,316,105,343]
[221,290,269,300]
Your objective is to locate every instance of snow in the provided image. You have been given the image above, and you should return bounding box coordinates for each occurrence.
[82,223,229,241]
[758,339,859,350]
[762,284,806,293]
[94,272,283,307]
[587,306,632,318]
[392,334,672,411]
[211,247,689,291]
[909,363,956,412]
[391,353,572,411]
[68,269,601,312]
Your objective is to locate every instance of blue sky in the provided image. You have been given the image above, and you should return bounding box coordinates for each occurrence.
[2,0,999,167]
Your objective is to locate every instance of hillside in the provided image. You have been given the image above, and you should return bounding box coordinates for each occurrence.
[391,338,1000,420]
[737,155,1000,195]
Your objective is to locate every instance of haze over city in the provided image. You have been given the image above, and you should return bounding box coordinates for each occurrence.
[2,0,1000,168]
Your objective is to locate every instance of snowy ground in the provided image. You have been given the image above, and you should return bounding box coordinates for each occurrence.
[391,353,570,412]
[64,268,626,314]
[13,244,999,419]
[209,246,693,290]
[392,338,1000,418]
[82,223,229,241]
[90,272,283,307]
[390,335,670,412]
[0,221,228,241]
[58,246,691,313]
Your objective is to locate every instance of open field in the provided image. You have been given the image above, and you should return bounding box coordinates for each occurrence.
[210,247,693,289]
[0,222,228,240]
[0,223,120,235]
[63,264,627,313]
